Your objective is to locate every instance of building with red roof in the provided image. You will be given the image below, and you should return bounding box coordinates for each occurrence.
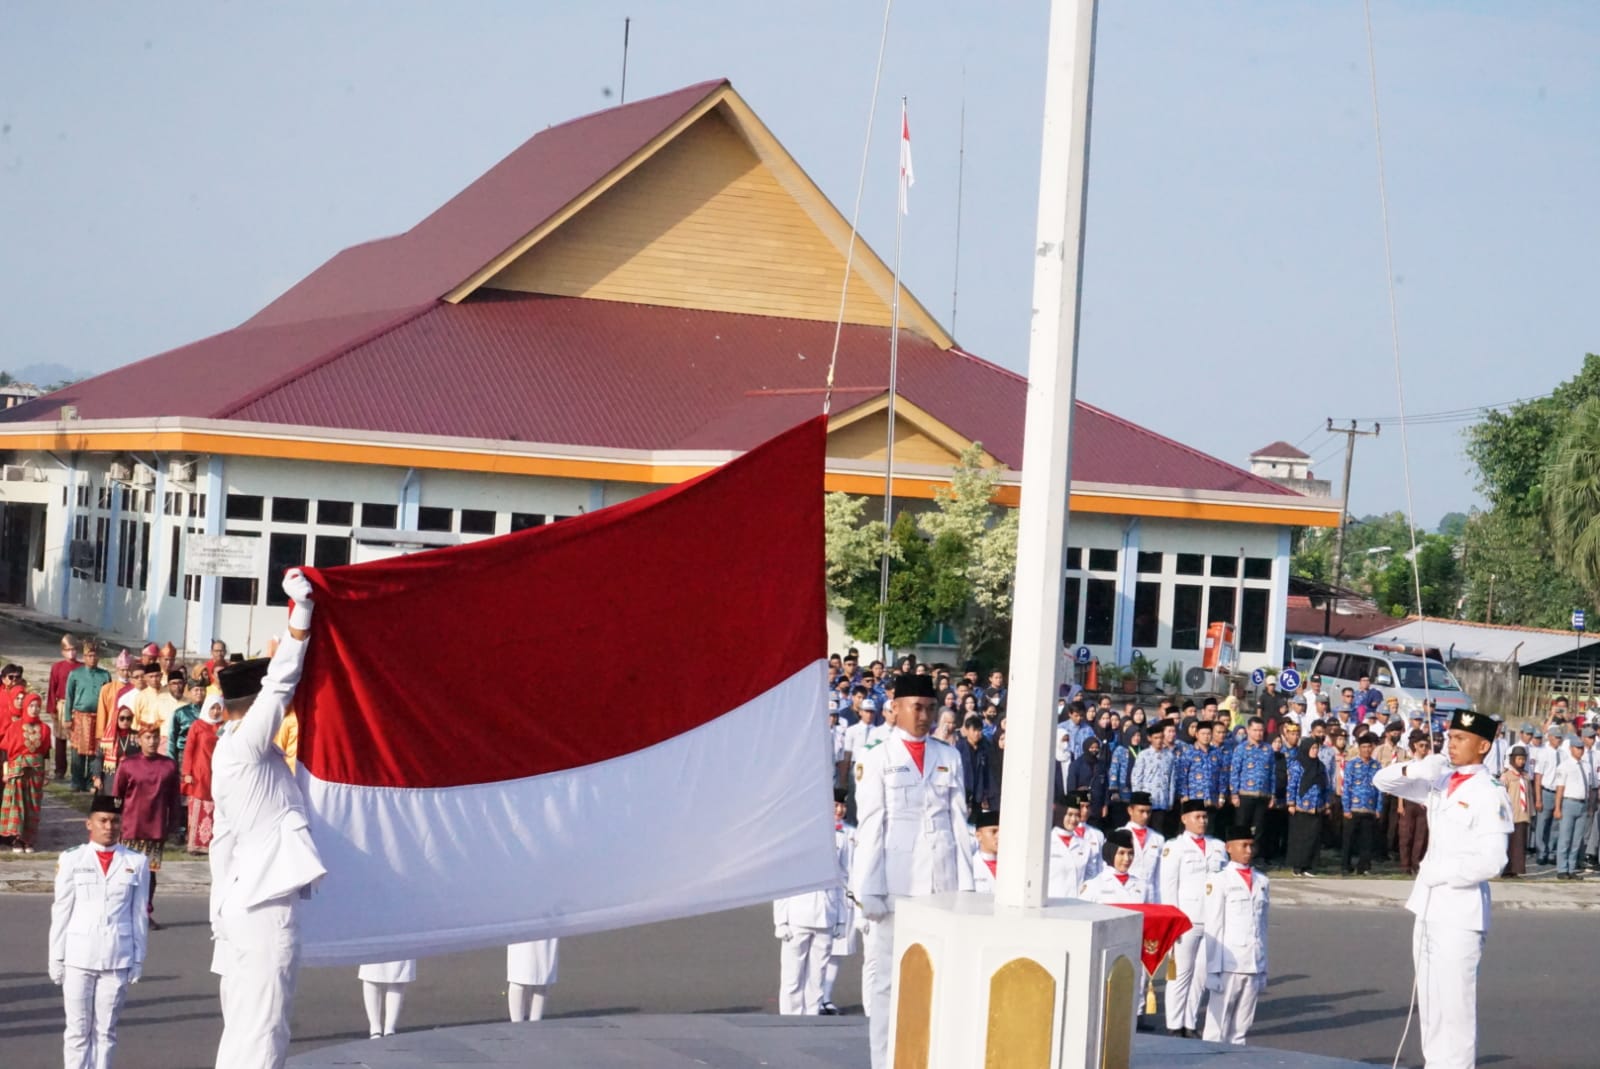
[0,80,1336,668]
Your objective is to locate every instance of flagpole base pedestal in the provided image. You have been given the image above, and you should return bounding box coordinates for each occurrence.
[888,891,1143,1069]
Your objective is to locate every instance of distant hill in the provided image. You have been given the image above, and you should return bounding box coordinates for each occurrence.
[5,363,80,389]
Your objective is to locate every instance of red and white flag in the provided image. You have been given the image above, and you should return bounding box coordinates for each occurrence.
[292,417,833,965]
[898,101,915,215]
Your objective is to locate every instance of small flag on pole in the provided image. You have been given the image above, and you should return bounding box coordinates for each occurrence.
[898,100,915,215]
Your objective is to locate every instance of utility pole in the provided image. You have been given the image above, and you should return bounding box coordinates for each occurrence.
[1324,419,1380,635]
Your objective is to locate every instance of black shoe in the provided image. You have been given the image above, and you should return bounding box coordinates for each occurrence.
[149,918,164,930]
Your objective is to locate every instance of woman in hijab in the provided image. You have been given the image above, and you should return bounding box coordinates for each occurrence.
[1128,706,1148,734]
[1107,726,1145,829]
[95,690,138,793]
[1,694,51,852]
[1285,738,1329,877]
[1066,737,1110,826]
[182,694,224,854]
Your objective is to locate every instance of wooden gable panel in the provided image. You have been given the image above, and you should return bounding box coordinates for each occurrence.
[828,410,965,467]
[484,108,896,326]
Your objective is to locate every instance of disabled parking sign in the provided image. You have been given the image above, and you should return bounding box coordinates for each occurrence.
[1277,667,1302,692]
[1250,668,1266,686]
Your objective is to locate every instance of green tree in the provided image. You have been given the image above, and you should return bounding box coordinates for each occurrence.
[919,443,1019,662]
[1465,353,1600,518]
[1543,397,1600,600]
[823,492,887,615]
[1370,534,1461,618]
[1457,509,1588,629]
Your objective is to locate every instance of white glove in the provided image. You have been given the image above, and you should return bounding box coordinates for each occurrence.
[49,962,64,985]
[1412,753,1450,780]
[128,967,142,984]
[859,894,890,922]
[1416,856,1448,888]
[775,923,792,942]
[282,568,314,629]
[1252,973,1268,993]
[1204,972,1223,993]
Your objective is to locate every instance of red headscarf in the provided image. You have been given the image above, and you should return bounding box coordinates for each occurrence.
[4,693,49,758]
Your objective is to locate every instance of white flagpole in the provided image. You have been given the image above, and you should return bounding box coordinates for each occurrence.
[877,97,910,663]
[994,0,1098,911]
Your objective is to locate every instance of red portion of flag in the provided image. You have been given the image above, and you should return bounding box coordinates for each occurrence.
[296,416,827,789]
[1114,903,1194,976]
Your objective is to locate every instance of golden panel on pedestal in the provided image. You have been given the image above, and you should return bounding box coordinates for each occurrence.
[894,942,933,1069]
[1101,955,1134,1069]
[983,958,1056,1069]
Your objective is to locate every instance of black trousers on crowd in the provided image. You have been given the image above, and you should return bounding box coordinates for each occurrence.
[1287,811,1323,873]
[1235,794,1269,860]
[1341,812,1378,875]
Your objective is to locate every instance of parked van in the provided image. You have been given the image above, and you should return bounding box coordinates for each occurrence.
[1283,637,1474,717]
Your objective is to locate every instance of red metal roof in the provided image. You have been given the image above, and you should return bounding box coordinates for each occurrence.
[242,80,729,328]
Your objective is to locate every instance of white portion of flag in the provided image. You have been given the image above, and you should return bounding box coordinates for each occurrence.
[899,103,915,215]
[295,661,833,966]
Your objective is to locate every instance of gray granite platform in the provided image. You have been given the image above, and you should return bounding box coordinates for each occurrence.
[288,1014,1373,1068]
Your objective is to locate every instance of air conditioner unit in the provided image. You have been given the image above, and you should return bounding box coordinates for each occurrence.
[1,464,25,482]
[1185,666,1223,694]
[167,459,197,485]
[107,461,133,483]
[132,466,155,487]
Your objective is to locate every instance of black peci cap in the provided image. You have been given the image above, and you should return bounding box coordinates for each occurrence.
[217,658,270,702]
[1450,709,1500,742]
[893,673,938,699]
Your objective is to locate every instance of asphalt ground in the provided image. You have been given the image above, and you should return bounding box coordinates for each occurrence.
[0,892,1587,1069]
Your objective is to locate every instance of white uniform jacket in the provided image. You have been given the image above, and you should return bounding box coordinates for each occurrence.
[1158,833,1227,917]
[972,852,998,893]
[1048,829,1101,897]
[774,881,845,933]
[850,730,973,899]
[209,633,327,923]
[1373,757,1511,932]
[1202,864,1268,975]
[1078,869,1150,904]
[49,843,150,972]
[1121,823,1165,887]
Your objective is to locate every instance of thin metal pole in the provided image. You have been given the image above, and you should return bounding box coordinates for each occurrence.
[951,76,966,336]
[619,17,631,105]
[877,98,908,664]
[994,0,1098,911]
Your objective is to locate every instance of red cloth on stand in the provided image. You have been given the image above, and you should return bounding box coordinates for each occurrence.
[1113,902,1194,976]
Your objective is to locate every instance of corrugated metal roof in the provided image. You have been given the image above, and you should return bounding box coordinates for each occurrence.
[1361,617,1600,667]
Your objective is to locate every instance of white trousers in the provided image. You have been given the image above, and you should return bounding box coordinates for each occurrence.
[63,966,128,1069]
[1201,971,1261,1045]
[777,928,832,1015]
[361,981,406,1036]
[214,895,300,1069]
[1413,918,1483,1069]
[1164,927,1205,1030]
[862,914,895,1069]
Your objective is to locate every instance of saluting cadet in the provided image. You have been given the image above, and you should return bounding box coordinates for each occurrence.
[970,809,1001,893]
[357,959,414,1038]
[506,939,559,1022]
[1049,802,1099,895]
[1160,799,1226,1038]
[49,794,150,1069]
[850,672,971,1069]
[1340,732,1383,875]
[773,800,848,1015]
[1201,825,1269,1045]
[1373,709,1511,1069]
[1120,791,1164,886]
[821,788,856,1016]
[1229,718,1275,863]
[209,569,326,1069]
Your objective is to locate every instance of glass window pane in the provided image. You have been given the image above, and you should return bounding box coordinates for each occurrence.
[225,494,264,521]
[1175,553,1204,576]
[1083,578,1116,645]
[1171,585,1202,649]
[265,533,307,606]
[314,535,350,569]
[1062,577,1081,646]
[272,497,310,524]
[1137,551,1163,575]
[510,513,546,532]
[1065,547,1082,571]
[417,506,453,532]
[317,500,354,526]
[460,509,496,535]
[1132,581,1161,648]
[1244,557,1273,580]
[1240,588,1269,652]
[1207,585,1236,625]
[1088,548,1118,573]
[361,503,398,529]
[1209,555,1239,578]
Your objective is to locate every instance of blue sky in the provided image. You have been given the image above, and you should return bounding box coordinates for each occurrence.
[2,2,1595,524]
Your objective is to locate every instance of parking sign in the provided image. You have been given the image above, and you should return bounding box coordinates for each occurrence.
[1277,667,1302,692]
[1075,646,1092,665]
[1250,668,1266,686]
[1574,610,1586,632]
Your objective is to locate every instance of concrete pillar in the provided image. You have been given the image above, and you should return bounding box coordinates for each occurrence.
[197,456,224,650]
[399,468,420,529]
[99,484,122,635]
[1267,528,1292,665]
[1113,518,1140,665]
[145,464,168,643]
[56,463,77,620]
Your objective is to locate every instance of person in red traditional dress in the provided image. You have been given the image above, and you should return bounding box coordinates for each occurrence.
[1,694,52,851]
[113,723,181,929]
[181,694,223,853]
[47,633,80,780]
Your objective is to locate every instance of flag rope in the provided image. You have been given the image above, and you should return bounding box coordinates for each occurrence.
[821,0,895,416]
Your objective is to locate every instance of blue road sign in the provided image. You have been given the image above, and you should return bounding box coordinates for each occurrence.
[1574,610,1586,632]
[1250,668,1266,686]
[1075,645,1093,665]
[1278,667,1302,692]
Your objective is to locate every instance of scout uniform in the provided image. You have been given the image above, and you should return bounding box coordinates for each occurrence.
[1373,710,1511,1069]
[1201,825,1269,1045]
[210,571,326,1069]
[849,674,971,1069]
[49,795,150,1069]
[1159,799,1226,1037]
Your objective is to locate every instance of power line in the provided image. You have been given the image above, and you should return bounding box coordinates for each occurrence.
[1342,392,1552,426]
